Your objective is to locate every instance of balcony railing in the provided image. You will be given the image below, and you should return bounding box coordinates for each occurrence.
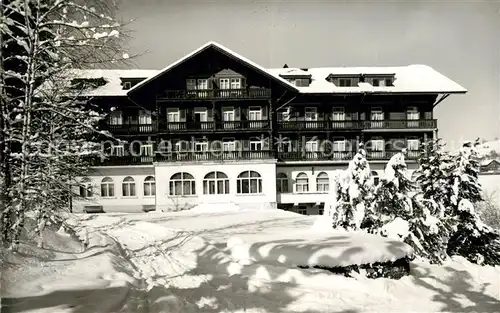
[363,119,437,129]
[366,150,420,160]
[278,120,363,130]
[155,150,273,162]
[157,88,272,100]
[158,120,270,132]
[108,124,156,134]
[277,151,355,161]
[100,155,154,166]
[277,119,436,130]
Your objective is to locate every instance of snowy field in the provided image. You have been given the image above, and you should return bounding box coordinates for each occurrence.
[2,207,500,313]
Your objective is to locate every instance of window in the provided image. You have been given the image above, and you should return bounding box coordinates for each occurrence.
[175,141,189,152]
[305,107,317,121]
[407,139,420,151]
[276,173,289,193]
[385,78,393,86]
[140,144,154,156]
[332,107,345,121]
[169,172,196,196]
[230,78,241,89]
[79,178,93,198]
[277,109,290,121]
[123,81,132,90]
[333,138,346,152]
[248,107,262,121]
[277,140,292,153]
[407,106,420,128]
[144,176,156,196]
[372,171,380,186]
[250,139,262,151]
[297,206,307,215]
[194,141,208,152]
[316,172,329,192]
[101,177,114,197]
[237,171,262,194]
[372,78,393,87]
[139,110,152,125]
[319,209,324,215]
[194,107,207,122]
[223,140,236,152]
[305,140,318,152]
[222,107,235,121]
[109,111,123,125]
[295,172,309,193]
[203,171,229,195]
[371,139,385,151]
[186,79,196,90]
[122,176,136,197]
[167,108,180,122]
[338,78,352,87]
[220,78,230,89]
[112,145,125,157]
[197,79,208,90]
[370,107,384,128]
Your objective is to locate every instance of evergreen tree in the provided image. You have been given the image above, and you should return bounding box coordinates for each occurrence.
[0,0,129,248]
[333,144,374,230]
[447,141,500,265]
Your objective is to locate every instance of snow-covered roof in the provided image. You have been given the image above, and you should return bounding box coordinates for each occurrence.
[267,66,467,94]
[68,69,159,96]
[60,41,467,97]
[128,41,299,93]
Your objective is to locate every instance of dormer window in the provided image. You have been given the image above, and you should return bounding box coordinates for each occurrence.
[327,75,359,87]
[338,78,352,87]
[365,74,395,87]
[123,81,132,90]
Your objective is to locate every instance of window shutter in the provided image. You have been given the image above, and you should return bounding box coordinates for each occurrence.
[180,109,186,122]
[235,107,241,121]
[262,106,268,120]
[241,107,248,120]
[243,140,250,150]
[345,112,352,121]
[235,140,242,151]
[207,108,213,121]
[263,137,269,149]
[318,111,324,121]
[241,77,247,88]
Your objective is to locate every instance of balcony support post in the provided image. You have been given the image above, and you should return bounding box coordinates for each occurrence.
[268,99,277,159]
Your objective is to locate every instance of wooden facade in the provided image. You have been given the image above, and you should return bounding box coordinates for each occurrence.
[88,45,447,167]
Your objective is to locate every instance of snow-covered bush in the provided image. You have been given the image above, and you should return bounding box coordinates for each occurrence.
[447,199,500,266]
[476,193,500,230]
[332,145,374,230]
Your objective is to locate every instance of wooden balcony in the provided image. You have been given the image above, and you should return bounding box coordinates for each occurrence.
[277,151,355,161]
[158,120,270,133]
[99,155,154,166]
[155,150,273,162]
[157,88,272,101]
[366,150,420,160]
[108,124,156,135]
[278,120,363,131]
[363,119,437,130]
[277,119,436,131]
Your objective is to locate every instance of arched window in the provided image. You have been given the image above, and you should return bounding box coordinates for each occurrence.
[371,171,380,186]
[295,172,309,193]
[79,178,93,198]
[101,177,114,197]
[144,176,156,196]
[276,173,288,193]
[122,176,136,197]
[203,171,229,194]
[316,172,329,192]
[237,171,262,194]
[169,172,195,196]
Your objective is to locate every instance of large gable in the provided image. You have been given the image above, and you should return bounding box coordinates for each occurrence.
[127,41,298,96]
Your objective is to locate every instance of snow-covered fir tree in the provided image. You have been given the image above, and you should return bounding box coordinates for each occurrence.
[365,149,414,232]
[0,0,129,248]
[446,140,500,265]
[332,143,374,230]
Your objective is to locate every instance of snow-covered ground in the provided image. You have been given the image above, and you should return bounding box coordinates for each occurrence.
[2,208,500,313]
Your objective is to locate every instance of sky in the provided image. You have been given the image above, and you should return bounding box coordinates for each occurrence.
[118,0,500,147]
